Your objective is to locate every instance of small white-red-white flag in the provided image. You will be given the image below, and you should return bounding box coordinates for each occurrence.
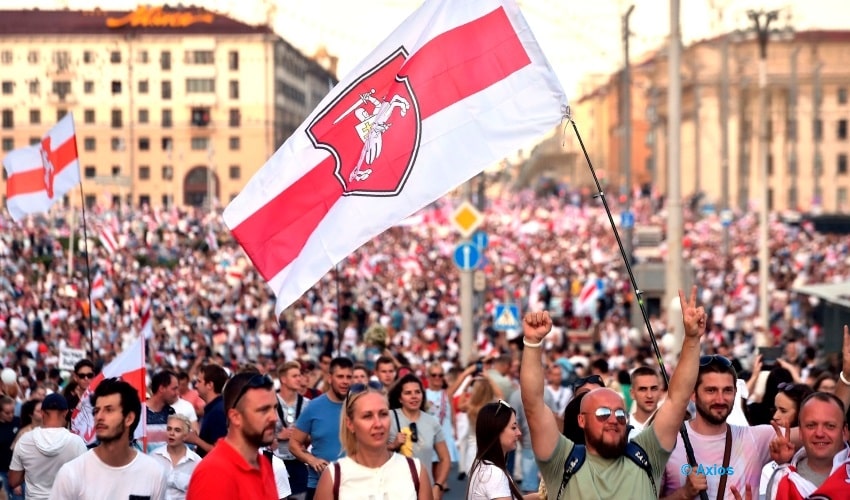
[98,226,120,255]
[140,301,153,339]
[2,114,80,222]
[224,0,567,314]
[90,272,106,301]
[70,335,146,445]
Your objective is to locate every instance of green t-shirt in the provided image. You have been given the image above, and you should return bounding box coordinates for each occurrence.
[538,424,672,500]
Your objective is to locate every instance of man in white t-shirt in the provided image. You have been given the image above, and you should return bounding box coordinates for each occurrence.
[51,378,168,500]
[8,393,86,500]
[660,356,797,500]
[544,364,572,418]
[628,366,661,440]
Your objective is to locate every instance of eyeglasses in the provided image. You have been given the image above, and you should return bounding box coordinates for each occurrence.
[495,399,512,416]
[777,382,795,392]
[230,374,273,411]
[429,372,444,378]
[574,375,604,391]
[345,381,383,406]
[76,372,95,379]
[585,406,628,425]
[409,422,419,443]
[699,355,732,367]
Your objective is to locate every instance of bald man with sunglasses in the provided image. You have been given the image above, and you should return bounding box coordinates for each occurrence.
[521,287,706,500]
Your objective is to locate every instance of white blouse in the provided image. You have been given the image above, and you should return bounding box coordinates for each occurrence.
[329,453,421,500]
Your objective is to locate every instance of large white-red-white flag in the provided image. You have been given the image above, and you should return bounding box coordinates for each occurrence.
[224,0,567,313]
[90,271,106,301]
[70,335,146,445]
[2,114,80,222]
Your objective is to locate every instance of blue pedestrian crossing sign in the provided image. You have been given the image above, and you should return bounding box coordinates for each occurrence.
[471,230,489,250]
[493,303,520,331]
[620,211,635,229]
[453,242,481,271]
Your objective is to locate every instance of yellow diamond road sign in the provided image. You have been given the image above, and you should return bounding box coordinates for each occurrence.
[451,201,483,238]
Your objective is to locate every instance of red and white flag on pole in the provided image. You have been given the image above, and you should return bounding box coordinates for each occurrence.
[2,114,80,222]
[98,226,120,255]
[224,0,567,313]
[90,272,106,301]
[70,335,146,445]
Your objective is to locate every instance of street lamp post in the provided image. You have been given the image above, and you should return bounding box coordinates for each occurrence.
[748,9,778,346]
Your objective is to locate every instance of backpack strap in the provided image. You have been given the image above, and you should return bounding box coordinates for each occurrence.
[333,462,341,500]
[393,409,401,432]
[275,396,286,427]
[624,441,656,498]
[556,444,586,500]
[406,456,420,494]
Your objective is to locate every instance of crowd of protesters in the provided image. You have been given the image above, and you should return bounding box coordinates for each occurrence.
[0,187,846,498]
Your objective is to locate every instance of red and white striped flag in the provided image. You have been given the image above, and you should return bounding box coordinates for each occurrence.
[2,114,80,222]
[90,272,106,301]
[224,0,567,313]
[140,301,153,339]
[206,228,219,251]
[70,335,146,445]
[98,226,120,255]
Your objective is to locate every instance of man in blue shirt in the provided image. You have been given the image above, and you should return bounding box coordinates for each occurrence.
[186,364,229,457]
[290,357,353,500]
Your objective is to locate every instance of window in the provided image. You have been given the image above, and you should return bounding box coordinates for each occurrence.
[2,110,13,129]
[161,137,173,151]
[84,81,94,94]
[186,79,215,93]
[111,81,122,95]
[138,195,150,207]
[839,119,848,140]
[786,119,797,141]
[191,107,210,127]
[56,109,67,121]
[229,80,239,99]
[229,165,241,180]
[229,109,240,127]
[84,137,96,151]
[1,51,12,64]
[52,81,71,100]
[84,166,96,178]
[138,50,149,64]
[161,81,172,100]
[767,154,774,176]
[85,194,96,208]
[229,51,239,70]
[1,81,12,95]
[1,138,12,151]
[162,194,170,207]
[111,137,124,151]
[110,51,121,63]
[29,80,39,95]
[788,186,798,209]
[162,109,172,128]
[839,154,848,175]
[186,50,214,64]
[138,138,150,151]
[814,119,823,141]
[111,165,121,176]
[191,137,210,150]
[30,109,40,125]
[29,137,40,146]
[138,109,149,124]
[83,51,93,64]
[162,165,174,180]
[139,165,150,180]
[788,153,797,175]
[839,187,848,209]
[138,80,149,94]
[839,87,848,105]
[27,51,38,64]
[160,51,171,70]
[229,136,240,150]
[111,109,122,128]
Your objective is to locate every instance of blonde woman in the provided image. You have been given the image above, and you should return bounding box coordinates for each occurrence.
[457,372,502,475]
[316,382,431,500]
[152,413,201,500]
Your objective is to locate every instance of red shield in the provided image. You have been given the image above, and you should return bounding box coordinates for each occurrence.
[307,49,420,196]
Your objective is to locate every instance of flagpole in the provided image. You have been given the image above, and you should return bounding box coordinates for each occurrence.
[335,263,342,356]
[67,207,76,277]
[77,184,95,358]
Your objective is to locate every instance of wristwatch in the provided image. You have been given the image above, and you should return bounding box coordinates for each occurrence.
[435,483,446,491]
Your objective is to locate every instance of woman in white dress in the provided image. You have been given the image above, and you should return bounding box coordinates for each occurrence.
[315,381,431,500]
[465,400,529,500]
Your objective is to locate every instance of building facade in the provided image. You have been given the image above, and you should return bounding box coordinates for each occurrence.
[0,6,337,210]
[566,30,850,213]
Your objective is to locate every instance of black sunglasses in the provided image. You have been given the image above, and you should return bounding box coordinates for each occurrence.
[76,372,95,379]
[777,382,795,392]
[574,374,604,391]
[230,374,273,411]
[345,381,383,405]
[699,355,732,368]
[409,422,419,443]
[586,406,628,425]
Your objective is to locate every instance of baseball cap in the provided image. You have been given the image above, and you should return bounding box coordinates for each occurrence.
[42,393,69,411]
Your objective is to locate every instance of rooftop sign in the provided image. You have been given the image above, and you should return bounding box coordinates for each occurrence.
[106,6,214,29]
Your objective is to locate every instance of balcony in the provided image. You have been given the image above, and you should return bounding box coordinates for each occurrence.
[47,93,77,106]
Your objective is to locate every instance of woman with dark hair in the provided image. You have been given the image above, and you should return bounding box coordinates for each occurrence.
[465,400,528,500]
[387,373,451,498]
[758,382,814,498]
[813,372,837,393]
[747,367,794,426]
[10,398,42,450]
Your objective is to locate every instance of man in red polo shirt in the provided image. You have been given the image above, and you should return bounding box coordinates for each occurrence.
[187,372,278,500]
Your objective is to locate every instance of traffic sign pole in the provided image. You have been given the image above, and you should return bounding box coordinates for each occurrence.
[460,184,475,365]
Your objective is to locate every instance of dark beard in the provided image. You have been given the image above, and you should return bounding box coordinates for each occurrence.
[586,430,628,459]
[243,425,274,448]
[96,422,126,444]
[695,401,730,426]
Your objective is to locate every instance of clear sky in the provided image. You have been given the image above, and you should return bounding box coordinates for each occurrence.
[4,0,849,98]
